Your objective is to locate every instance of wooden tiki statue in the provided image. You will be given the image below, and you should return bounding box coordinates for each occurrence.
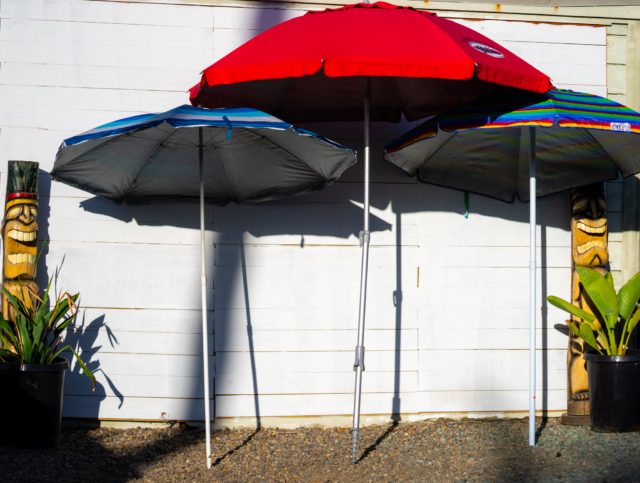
[567,183,608,417]
[2,161,40,321]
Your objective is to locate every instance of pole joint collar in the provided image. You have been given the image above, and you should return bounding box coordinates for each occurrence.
[353,345,365,371]
[201,275,207,285]
[359,230,370,247]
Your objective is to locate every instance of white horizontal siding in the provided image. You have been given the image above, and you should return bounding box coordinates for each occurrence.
[1,0,608,422]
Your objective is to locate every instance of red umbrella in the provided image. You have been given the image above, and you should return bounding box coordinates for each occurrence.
[190,1,550,122]
[189,1,552,463]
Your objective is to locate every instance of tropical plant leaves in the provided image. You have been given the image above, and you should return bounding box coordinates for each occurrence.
[548,296,596,322]
[618,271,640,321]
[0,276,94,387]
[579,323,601,354]
[576,266,619,329]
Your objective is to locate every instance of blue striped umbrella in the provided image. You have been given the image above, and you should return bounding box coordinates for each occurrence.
[383,88,640,447]
[51,105,356,467]
[53,105,354,205]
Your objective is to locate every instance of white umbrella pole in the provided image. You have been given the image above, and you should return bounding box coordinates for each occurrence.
[351,76,371,464]
[199,127,212,469]
[529,126,537,447]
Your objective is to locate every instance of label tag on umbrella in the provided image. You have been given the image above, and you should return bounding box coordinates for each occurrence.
[611,122,631,132]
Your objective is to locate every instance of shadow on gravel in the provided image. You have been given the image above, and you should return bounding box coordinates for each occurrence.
[358,421,399,464]
[0,424,203,483]
[213,428,259,467]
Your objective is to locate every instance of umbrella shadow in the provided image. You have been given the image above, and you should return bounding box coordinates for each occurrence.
[76,189,392,426]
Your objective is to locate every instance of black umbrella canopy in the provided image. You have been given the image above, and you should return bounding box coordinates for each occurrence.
[51,106,357,205]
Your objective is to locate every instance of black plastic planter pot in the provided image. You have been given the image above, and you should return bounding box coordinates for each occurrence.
[0,357,69,448]
[584,350,640,433]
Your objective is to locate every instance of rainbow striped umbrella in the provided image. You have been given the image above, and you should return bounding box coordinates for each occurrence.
[383,88,640,448]
[384,88,640,202]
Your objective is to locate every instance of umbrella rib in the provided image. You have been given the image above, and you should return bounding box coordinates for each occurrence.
[121,128,181,202]
[392,77,406,115]
[256,130,330,183]
[214,146,236,203]
[585,128,622,175]
[274,78,294,118]
[415,127,459,173]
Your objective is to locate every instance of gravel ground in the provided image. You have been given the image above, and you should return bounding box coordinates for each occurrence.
[2,418,640,482]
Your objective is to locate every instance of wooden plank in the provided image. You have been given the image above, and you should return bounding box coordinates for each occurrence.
[421,370,566,392]
[452,19,607,46]
[607,24,629,37]
[607,64,627,94]
[216,350,419,374]
[211,5,306,30]
[607,34,628,65]
[215,328,418,352]
[1,63,198,93]
[215,307,418,330]
[0,18,213,49]
[499,41,606,67]
[216,371,418,395]
[61,330,214,356]
[607,181,624,211]
[609,240,623,271]
[63,392,420,420]
[216,244,417,268]
[213,264,418,310]
[0,40,213,70]
[419,390,566,412]
[421,349,566,372]
[212,223,417,246]
[608,211,623,242]
[70,308,214,334]
[62,395,209,421]
[608,93,626,105]
[43,242,215,310]
[62,352,214,377]
[215,392,420,418]
[2,0,215,28]
[419,286,570,312]
[419,328,568,350]
[419,246,571,268]
[65,372,213,399]
[420,306,571,330]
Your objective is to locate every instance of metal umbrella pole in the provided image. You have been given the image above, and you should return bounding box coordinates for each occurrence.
[529,126,537,447]
[199,127,213,468]
[351,76,371,464]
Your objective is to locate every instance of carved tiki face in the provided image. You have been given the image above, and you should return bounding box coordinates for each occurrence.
[2,161,40,282]
[2,199,38,280]
[571,184,608,267]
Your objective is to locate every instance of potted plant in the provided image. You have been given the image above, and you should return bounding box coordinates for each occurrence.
[548,266,640,432]
[0,279,95,448]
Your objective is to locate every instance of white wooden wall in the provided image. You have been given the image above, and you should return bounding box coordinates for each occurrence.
[0,0,607,423]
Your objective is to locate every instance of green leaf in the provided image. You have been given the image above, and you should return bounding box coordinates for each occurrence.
[55,346,95,391]
[567,321,580,337]
[605,272,614,286]
[628,308,640,335]
[547,296,596,323]
[0,348,20,363]
[579,323,602,354]
[618,271,640,320]
[577,266,619,320]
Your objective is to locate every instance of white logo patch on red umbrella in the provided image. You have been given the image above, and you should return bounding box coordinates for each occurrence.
[469,42,504,58]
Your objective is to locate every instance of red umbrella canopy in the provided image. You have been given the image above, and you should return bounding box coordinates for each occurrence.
[190,2,552,122]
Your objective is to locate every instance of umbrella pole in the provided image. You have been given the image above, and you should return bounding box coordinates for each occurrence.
[199,127,213,469]
[529,126,537,447]
[351,76,371,464]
